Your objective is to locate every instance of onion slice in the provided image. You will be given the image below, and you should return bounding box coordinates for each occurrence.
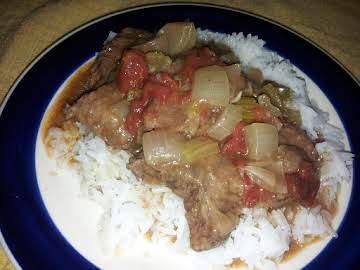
[143,130,184,167]
[208,104,243,141]
[244,159,287,194]
[180,137,219,164]
[244,123,278,160]
[244,165,276,190]
[192,65,230,107]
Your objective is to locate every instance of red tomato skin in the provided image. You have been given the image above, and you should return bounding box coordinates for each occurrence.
[149,73,179,89]
[242,174,274,207]
[220,122,247,155]
[143,81,172,103]
[125,73,185,135]
[253,105,267,121]
[181,47,222,81]
[117,49,148,94]
[125,97,149,135]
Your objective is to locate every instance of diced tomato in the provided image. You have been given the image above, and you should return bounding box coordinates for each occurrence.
[143,81,172,103]
[253,105,267,121]
[242,174,274,207]
[175,90,192,104]
[125,97,149,135]
[149,73,179,90]
[233,121,246,138]
[181,47,222,81]
[124,71,191,135]
[117,49,148,94]
[220,122,248,155]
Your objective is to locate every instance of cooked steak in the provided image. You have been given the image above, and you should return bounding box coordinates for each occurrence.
[279,123,319,161]
[66,83,133,149]
[128,154,244,251]
[87,28,153,89]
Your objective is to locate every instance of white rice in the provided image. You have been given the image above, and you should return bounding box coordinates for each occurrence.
[46,29,354,269]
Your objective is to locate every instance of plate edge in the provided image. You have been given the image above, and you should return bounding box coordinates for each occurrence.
[0,2,358,269]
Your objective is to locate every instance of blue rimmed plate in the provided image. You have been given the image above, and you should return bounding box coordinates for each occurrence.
[0,3,359,270]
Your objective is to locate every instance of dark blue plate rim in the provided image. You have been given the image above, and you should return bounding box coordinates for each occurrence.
[0,3,358,270]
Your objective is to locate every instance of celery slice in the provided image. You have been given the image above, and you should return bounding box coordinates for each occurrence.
[284,109,302,127]
[262,83,283,109]
[236,97,257,106]
[181,137,219,163]
[242,111,256,122]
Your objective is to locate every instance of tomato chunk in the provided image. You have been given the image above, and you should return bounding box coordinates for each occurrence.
[220,122,248,155]
[125,71,192,135]
[253,105,267,121]
[149,73,179,90]
[181,47,222,81]
[146,73,191,105]
[143,81,172,103]
[125,97,149,135]
[117,49,148,94]
[243,174,274,207]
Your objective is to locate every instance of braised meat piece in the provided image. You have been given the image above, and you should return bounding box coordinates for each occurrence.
[143,101,188,132]
[278,145,304,174]
[66,84,133,149]
[285,160,320,208]
[127,157,165,185]
[87,28,153,89]
[128,154,244,251]
[279,123,319,161]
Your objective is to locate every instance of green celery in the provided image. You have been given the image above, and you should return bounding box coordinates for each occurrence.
[285,109,302,126]
[181,138,219,163]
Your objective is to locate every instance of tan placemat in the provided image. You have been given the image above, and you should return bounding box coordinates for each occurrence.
[0,0,359,268]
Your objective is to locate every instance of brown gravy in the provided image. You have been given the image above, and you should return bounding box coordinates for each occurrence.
[41,60,94,141]
[226,258,247,268]
[283,237,321,262]
[224,236,321,269]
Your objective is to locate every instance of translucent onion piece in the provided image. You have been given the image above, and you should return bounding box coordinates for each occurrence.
[181,137,219,164]
[143,130,183,167]
[267,159,287,194]
[135,22,196,56]
[246,159,273,167]
[159,22,197,56]
[192,65,230,107]
[224,64,246,102]
[245,159,287,194]
[231,90,242,104]
[208,104,243,141]
[244,123,278,160]
[244,165,276,191]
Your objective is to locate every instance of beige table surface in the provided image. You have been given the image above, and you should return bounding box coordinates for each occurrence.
[0,0,359,269]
